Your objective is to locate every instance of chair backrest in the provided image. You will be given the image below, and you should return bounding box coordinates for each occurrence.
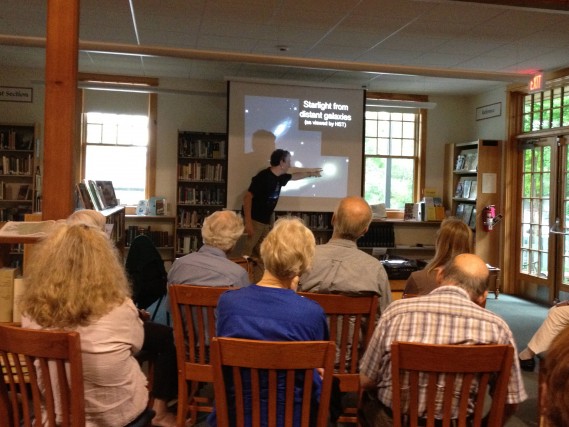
[229,256,255,283]
[391,342,514,427]
[0,324,85,427]
[297,292,378,376]
[126,234,168,310]
[210,337,336,427]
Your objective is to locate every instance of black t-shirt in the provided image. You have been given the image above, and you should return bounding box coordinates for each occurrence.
[248,168,292,224]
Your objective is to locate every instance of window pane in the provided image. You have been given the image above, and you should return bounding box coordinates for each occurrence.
[85,145,147,205]
[389,158,414,209]
[364,157,386,205]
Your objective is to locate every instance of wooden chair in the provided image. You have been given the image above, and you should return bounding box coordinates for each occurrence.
[0,324,85,427]
[229,256,255,283]
[297,292,378,425]
[390,342,514,427]
[210,337,336,427]
[169,284,235,426]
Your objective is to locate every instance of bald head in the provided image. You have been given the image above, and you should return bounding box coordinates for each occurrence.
[332,196,373,241]
[440,253,489,301]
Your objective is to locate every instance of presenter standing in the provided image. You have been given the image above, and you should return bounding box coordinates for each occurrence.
[232,148,321,279]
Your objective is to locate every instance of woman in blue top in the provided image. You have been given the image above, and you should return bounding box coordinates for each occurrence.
[209,217,329,427]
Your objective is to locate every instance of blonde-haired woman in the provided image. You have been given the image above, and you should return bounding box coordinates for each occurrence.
[403,217,473,296]
[19,222,149,426]
[209,217,329,426]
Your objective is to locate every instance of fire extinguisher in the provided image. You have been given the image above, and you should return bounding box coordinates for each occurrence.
[482,205,503,232]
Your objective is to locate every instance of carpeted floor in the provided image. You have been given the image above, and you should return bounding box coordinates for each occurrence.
[486,294,550,427]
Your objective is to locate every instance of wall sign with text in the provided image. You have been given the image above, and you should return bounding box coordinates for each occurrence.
[0,86,33,103]
[476,102,501,121]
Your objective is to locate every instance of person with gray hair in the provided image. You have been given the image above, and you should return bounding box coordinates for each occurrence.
[358,254,526,426]
[299,196,391,314]
[167,210,249,288]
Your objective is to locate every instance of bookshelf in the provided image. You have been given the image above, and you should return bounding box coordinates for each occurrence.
[125,215,176,267]
[0,124,38,221]
[274,211,333,245]
[176,131,227,256]
[444,139,502,271]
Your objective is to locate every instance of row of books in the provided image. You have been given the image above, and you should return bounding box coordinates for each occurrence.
[0,205,32,221]
[357,223,395,248]
[0,183,32,201]
[0,130,34,151]
[454,178,478,200]
[125,225,173,248]
[275,211,332,230]
[177,208,216,228]
[76,180,118,211]
[455,149,478,172]
[178,136,225,159]
[455,203,477,229]
[0,154,33,175]
[178,162,224,182]
[178,187,225,206]
[0,267,24,322]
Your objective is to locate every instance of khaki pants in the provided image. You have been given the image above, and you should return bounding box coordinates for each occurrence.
[229,220,270,282]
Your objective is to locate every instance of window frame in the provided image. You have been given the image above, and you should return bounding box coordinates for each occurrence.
[364,93,427,209]
[78,74,158,202]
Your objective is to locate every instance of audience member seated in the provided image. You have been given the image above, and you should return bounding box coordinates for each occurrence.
[168,210,249,288]
[358,253,527,426]
[518,300,569,372]
[57,210,179,426]
[299,196,391,314]
[208,217,329,426]
[541,325,569,427]
[403,217,472,297]
[19,221,152,426]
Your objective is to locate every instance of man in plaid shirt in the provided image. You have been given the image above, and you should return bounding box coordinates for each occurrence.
[359,253,527,426]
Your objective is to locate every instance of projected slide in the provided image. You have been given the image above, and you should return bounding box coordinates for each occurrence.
[244,95,349,199]
[228,81,364,212]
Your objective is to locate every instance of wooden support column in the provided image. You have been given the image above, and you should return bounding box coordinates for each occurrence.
[43,0,80,220]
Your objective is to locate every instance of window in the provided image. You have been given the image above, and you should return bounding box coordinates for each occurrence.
[522,83,569,132]
[364,109,420,209]
[84,112,148,205]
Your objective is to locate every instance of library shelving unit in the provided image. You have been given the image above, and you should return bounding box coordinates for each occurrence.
[125,214,176,266]
[176,131,227,256]
[0,123,38,222]
[444,139,502,289]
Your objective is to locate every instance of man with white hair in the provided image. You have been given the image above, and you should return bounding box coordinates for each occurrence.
[168,210,249,288]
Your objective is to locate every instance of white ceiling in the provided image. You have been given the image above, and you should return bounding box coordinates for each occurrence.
[1,0,569,95]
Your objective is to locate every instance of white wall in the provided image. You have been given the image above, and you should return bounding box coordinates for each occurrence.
[0,65,511,215]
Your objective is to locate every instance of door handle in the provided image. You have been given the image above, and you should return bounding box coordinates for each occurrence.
[550,218,569,235]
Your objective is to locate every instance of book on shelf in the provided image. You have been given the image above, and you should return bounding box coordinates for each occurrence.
[96,180,118,208]
[462,204,474,226]
[469,208,477,230]
[76,182,95,210]
[454,181,463,198]
[461,149,478,171]
[455,203,465,221]
[469,181,478,200]
[455,154,465,171]
[462,180,472,199]
[84,179,103,210]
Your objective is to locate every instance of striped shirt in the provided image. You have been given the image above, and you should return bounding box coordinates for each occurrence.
[359,285,527,415]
